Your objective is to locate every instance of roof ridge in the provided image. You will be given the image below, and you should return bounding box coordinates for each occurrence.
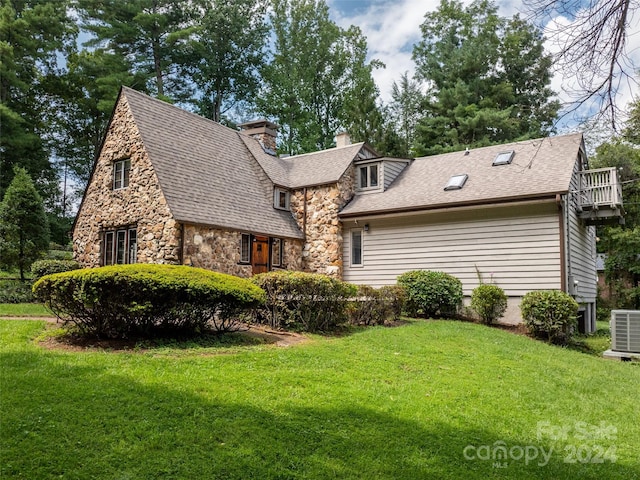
[286,142,366,160]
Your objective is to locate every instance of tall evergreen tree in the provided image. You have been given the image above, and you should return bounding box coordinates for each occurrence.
[77,0,189,99]
[412,0,559,155]
[0,0,76,201]
[182,0,269,122]
[258,0,381,155]
[388,72,425,157]
[0,168,50,281]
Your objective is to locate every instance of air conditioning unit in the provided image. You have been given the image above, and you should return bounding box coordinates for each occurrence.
[611,310,640,354]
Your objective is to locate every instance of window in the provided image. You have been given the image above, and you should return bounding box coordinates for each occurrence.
[358,164,379,189]
[272,238,283,267]
[240,234,251,263]
[113,158,131,190]
[103,227,136,265]
[492,151,515,166]
[351,229,363,266]
[444,174,468,191]
[274,188,290,210]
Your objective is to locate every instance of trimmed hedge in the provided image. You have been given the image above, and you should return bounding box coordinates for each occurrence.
[348,285,406,326]
[32,264,265,338]
[397,270,463,318]
[471,284,508,324]
[520,290,579,344]
[252,271,357,332]
[31,259,80,280]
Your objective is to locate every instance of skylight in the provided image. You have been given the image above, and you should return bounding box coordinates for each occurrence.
[493,151,514,166]
[444,174,468,191]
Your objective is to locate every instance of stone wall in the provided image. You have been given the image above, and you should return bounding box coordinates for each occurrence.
[290,165,356,278]
[73,94,181,266]
[183,225,304,277]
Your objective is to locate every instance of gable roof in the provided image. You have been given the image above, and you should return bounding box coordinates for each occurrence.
[122,87,303,239]
[340,133,584,217]
[240,134,369,188]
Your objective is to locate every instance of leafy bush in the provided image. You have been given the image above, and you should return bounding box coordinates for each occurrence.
[252,271,357,332]
[348,285,406,326]
[32,264,265,339]
[471,284,508,324]
[520,290,579,344]
[31,259,80,280]
[397,270,463,318]
[0,279,34,303]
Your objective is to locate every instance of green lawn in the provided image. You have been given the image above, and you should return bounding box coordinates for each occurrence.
[0,303,51,318]
[1,319,638,479]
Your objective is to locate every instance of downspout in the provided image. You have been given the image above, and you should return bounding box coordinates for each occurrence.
[556,194,567,292]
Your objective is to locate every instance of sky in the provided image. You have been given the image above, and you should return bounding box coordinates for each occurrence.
[326,0,640,133]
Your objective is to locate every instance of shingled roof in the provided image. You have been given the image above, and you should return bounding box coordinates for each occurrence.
[122,87,303,239]
[240,134,369,188]
[340,133,584,217]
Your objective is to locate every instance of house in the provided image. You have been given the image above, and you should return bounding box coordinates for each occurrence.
[73,87,624,331]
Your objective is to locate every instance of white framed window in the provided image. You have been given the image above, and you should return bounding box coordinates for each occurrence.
[113,158,131,190]
[351,229,363,266]
[103,227,137,265]
[274,187,290,210]
[271,238,283,267]
[240,234,251,263]
[358,164,379,190]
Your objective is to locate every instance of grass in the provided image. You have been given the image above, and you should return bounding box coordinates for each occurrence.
[0,303,51,318]
[1,319,639,479]
[570,321,613,356]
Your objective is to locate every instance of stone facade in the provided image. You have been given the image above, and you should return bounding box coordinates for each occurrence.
[290,165,356,278]
[73,96,181,266]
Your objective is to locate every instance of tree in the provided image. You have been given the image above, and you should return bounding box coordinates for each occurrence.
[77,0,189,99]
[387,72,425,157]
[412,0,559,155]
[0,0,76,201]
[524,0,638,131]
[181,0,268,122]
[0,168,50,281]
[591,100,640,308]
[258,0,382,155]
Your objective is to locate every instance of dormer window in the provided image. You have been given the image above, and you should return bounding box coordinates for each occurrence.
[492,151,515,166]
[274,187,290,210]
[113,158,131,190]
[444,174,468,191]
[358,163,379,190]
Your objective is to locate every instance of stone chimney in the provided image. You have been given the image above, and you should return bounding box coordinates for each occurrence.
[336,132,351,148]
[239,119,278,153]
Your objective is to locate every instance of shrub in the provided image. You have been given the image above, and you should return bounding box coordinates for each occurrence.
[0,279,34,303]
[348,285,406,326]
[471,284,508,324]
[32,264,265,339]
[31,259,80,280]
[397,270,463,318]
[252,271,357,332]
[520,290,579,344]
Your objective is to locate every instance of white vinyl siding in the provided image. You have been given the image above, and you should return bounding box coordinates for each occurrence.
[566,158,598,302]
[342,203,561,296]
[383,161,409,189]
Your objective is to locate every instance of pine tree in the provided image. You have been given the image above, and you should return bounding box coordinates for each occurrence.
[0,168,50,281]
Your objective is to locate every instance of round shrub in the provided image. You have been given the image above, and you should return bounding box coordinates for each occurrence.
[397,270,463,318]
[252,270,357,332]
[520,290,579,344]
[471,284,508,324]
[31,259,80,280]
[33,264,265,338]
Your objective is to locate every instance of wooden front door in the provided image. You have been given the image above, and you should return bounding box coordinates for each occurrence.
[251,236,269,275]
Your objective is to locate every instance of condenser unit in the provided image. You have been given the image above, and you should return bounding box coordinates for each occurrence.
[611,310,640,354]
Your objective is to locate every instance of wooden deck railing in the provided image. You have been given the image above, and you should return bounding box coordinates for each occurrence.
[579,167,623,210]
